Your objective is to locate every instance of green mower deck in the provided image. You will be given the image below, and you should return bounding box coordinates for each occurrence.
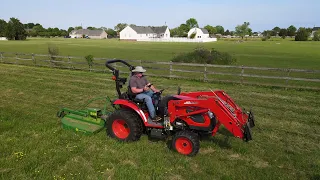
[57,96,113,135]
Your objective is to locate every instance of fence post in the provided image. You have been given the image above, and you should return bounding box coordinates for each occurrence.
[285,68,291,89]
[0,52,3,63]
[15,53,18,64]
[169,61,173,79]
[139,60,142,66]
[67,56,71,69]
[32,53,36,66]
[241,65,244,84]
[204,64,207,82]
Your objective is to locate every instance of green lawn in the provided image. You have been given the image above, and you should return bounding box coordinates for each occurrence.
[1,64,319,180]
[0,38,319,69]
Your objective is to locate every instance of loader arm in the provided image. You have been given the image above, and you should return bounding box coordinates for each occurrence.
[168,90,255,141]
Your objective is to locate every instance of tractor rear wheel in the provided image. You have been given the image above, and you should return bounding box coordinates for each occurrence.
[172,131,200,156]
[107,109,143,142]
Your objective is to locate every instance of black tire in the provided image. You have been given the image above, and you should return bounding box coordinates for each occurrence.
[172,131,200,156]
[107,109,143,142]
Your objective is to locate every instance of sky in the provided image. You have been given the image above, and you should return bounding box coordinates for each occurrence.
[1,0,319,32]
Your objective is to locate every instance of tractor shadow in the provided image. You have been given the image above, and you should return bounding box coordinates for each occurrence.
[148,128,235,151]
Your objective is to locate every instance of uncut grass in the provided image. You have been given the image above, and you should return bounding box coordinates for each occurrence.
[0,39,320,69]
[1,64,320,180]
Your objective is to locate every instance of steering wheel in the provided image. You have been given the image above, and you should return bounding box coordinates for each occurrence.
[155,89,164,95]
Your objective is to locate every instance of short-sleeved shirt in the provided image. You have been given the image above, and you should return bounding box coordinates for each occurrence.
[129,75,149,89]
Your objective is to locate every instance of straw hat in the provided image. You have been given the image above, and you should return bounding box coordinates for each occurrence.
[132,66,146,73]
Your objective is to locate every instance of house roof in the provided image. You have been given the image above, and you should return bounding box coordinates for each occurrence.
[312,27,320,31]
[129,25,168,34]
[70,29,105,36]
[200,28,209,34]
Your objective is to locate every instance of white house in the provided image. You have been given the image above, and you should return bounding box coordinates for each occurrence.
[187,28,210,39]
[0,37,7,41]
[69,29,108,39]
[120,25,170,41]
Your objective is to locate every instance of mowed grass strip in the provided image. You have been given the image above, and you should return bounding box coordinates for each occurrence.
[0,64,319,180]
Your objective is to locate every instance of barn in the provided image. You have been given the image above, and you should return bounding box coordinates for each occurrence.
[69,29,108,39]
[187,28,210,39]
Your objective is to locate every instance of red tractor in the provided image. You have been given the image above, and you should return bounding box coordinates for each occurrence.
[106,60,255,156]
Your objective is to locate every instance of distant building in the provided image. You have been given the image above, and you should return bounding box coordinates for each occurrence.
[69,29,107,39]
[311,27,320,38]
[187,28,210,39]
[0,37,8,41]
[120,25,170,41]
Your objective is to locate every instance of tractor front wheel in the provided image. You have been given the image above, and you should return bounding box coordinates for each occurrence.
[172,131,200,156]
[107,109,143,142]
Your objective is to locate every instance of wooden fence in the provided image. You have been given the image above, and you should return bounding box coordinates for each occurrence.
[1,52,319,90]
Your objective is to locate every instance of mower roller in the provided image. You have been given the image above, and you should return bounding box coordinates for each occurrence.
[57,59,255,156]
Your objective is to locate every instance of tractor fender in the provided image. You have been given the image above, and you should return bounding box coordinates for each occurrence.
[112,99,148,122]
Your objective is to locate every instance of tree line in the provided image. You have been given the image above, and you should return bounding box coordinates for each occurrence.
[0,17,319,41]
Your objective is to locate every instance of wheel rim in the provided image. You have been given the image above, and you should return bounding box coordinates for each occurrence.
[175,137,193,155]
[112,119,130,139]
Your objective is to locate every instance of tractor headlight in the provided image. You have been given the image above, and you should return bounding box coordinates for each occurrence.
[208,111,214,119]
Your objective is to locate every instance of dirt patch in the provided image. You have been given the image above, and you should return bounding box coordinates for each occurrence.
[254,161,269,168]
[200,147,215,154]
[122,159,137,168]
[229,153,241,160]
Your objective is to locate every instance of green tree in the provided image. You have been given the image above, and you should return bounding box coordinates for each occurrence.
[186,18,199,30]
[215,25,224,34]
[224,29,231,35]
[204,25,217,35]
[271,26,280,36]
[279,28,287,39]
[68,27,74,33]
[235,22,250,39]
[87,26,96,30]
[106,28,117,37]
[312,30,320,41]
[287,25,297,37]
[74,26,83,30]
[295,27,310,41]
[114,23,128,32]
[248,28,253,36]
[31,24,45,37]
[0,19,7,37]
[5,17,27,40]
[60,29,68,37]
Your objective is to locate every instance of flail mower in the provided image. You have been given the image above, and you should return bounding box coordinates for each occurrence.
[57,59,255,156]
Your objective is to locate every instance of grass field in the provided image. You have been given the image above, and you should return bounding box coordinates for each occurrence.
[1,64,319,180]
[0,38,319,69]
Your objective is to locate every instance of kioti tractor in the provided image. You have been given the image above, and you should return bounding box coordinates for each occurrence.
[58,60,255,156]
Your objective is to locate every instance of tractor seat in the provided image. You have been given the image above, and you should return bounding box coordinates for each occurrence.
[132,98,144,104]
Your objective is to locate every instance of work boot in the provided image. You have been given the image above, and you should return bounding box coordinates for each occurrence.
[151,116,162,122]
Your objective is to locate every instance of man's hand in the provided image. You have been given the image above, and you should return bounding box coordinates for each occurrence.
[143,85,150,91]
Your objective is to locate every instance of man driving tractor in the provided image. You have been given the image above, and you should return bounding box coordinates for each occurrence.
[129,66,162,122]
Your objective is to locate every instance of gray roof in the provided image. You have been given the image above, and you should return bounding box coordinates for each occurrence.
[312,27,320,31]
[71,29,105,36]
[130,25,168,34]
[200,28,209,34]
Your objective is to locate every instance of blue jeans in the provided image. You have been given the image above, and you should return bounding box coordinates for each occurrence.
[136,90,155,118]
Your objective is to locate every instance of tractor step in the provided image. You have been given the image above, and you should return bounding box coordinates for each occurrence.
[61,116,105,135]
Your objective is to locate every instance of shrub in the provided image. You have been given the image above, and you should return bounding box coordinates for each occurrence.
[312,30,320,41]
[171,47,236,65]
[190,32,196,39]
[85,55,94,69]
[295,28,310,41]
[48,44,62,66]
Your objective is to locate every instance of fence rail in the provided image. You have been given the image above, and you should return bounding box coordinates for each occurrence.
[0,52,319,90]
